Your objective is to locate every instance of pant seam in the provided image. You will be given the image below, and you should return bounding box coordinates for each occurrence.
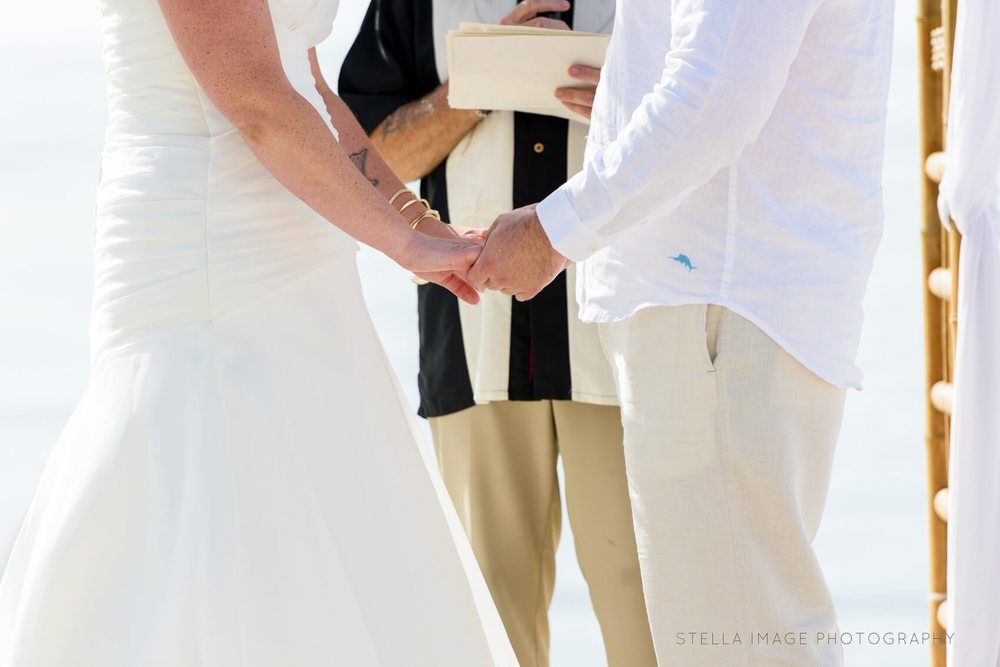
[527,401,559,667]
[714,367,756,667]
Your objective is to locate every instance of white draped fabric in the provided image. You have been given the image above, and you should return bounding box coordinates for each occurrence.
[938,1,1000,665]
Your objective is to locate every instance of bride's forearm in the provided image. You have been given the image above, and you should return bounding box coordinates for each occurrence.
[307,50,464,245]
[232,89,418,263]
[308,50,413,205]
[157,0,484,304]
[158,0,419,265]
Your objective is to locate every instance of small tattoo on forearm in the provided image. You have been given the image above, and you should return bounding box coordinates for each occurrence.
[381,98,435,139]
[349,148,379,187]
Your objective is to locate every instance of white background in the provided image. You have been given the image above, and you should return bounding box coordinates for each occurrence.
[0,2,932,665]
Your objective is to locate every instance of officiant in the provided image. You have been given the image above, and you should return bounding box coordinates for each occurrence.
[339,2,655,666]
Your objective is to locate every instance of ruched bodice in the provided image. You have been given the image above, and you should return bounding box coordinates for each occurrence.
[92,0,351,365]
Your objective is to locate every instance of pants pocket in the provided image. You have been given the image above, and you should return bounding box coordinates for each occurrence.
[703,304,725,371]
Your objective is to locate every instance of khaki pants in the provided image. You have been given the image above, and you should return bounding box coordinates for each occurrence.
[429,400,656,667]
[599,304,847,667]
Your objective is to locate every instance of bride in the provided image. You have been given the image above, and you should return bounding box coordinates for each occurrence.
[0,0,518,664]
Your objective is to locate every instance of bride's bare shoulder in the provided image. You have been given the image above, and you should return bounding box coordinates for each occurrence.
[157,0,293,127]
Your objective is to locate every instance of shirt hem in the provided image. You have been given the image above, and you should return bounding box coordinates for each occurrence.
[582,298,864,391]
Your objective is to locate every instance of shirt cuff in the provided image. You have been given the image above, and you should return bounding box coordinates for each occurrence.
[537,185,607,262]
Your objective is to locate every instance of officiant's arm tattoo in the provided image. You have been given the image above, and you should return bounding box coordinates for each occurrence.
[370,84,483,182]
[349,148,379,187]
[381,99,436,139]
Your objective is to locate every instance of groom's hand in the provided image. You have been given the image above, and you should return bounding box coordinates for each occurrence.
[467,204,568,301]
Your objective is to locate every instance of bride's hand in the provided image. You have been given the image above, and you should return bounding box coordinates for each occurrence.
[398,219,485,305]
[414,217,487,244]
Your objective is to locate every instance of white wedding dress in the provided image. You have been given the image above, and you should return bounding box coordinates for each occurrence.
[0,1,517,665]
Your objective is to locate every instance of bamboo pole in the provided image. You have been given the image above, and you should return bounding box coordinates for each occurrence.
[916,1,949,665]
[942,0,961,361]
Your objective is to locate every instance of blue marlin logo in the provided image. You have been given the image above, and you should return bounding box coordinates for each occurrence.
[669,254,697,272]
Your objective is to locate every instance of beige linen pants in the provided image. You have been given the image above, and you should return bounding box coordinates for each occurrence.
[599,305,847,667]
[429,400,656,667]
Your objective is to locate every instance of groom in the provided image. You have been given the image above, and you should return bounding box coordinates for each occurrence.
[469,1,895,665]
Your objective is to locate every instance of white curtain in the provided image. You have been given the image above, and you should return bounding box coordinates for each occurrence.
[938,0,1000,665]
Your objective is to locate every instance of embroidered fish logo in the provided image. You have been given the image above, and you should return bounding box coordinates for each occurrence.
[669,254,697,272]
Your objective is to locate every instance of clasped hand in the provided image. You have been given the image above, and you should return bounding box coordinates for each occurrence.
[407,206,567,305]
[466,205,568,302]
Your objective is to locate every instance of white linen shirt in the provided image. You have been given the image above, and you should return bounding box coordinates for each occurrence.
[536,0,895,388]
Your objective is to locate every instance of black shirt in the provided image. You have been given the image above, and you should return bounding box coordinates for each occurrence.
[340,0,578,418]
